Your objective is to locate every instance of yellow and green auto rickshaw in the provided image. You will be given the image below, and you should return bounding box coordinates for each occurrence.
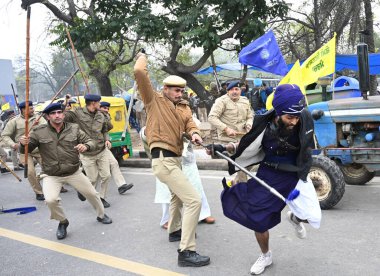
[35,96,133,162]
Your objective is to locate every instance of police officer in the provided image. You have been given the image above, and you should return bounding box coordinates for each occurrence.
[19,103,112,240]
[134,52,210,267]
[99,101,133,194]
[0,101,45,200]
[64,94,112,207]
[208,81,254,143]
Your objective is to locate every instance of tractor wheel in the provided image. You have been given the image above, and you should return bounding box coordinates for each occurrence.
[338,163,375,186]
[308,155,345,210]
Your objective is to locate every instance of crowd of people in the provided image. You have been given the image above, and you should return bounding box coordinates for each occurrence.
[0,53,320,274]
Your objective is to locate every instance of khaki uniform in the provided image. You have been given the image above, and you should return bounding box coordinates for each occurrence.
[65,107,112,199]
[1,114,46,194]
[208,95,253,142]
[208,95,255,182]
[135,55,201,251]
[21,122,104,222]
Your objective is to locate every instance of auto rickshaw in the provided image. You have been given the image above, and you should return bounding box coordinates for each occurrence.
[35,95,133,162]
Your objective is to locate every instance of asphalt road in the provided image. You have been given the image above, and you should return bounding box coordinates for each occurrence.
[1,167,380,275]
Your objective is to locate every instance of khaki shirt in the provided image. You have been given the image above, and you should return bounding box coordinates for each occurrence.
[0,114,46,152]
[20,122,95,177]
[208,95,253,142]
[64,107,112,156]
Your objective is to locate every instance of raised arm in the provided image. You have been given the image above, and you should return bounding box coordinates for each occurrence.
[134,54,155,105]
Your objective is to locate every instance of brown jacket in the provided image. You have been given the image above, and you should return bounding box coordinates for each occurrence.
[20,122,95,177]
[134,55,199,156]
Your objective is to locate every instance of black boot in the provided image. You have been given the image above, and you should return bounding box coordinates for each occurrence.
[97,214,113,224]
[169,229,182,242]
[178,249,210,267]
[118,183,134,194]
[36,194,45,201]
[56,220,69,240]
[77,192,86,201]
[1,168,10,174]
[101,198,110,208]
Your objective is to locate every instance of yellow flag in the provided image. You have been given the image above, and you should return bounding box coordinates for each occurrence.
[266,60,305,110]
[301,33,336,86]
[1,102,10,111]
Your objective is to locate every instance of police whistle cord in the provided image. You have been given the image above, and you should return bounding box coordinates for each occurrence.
[0,206,36,215]
[0,159,22,182]
[184,132,300,203]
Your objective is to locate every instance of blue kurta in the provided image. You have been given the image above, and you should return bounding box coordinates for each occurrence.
[221,125,300,232]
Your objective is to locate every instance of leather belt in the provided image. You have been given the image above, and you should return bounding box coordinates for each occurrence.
[262,161,300,172]
[151,148,179,159]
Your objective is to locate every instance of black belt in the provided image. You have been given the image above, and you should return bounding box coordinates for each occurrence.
[151,148,179,159]
[262,161,300,172]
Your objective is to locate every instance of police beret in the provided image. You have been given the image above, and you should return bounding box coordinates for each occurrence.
[84,94,101,102]
[43,103,64,114]
[18,101,33,109]
[100,101,110,107]
[163,75,187,88]
[227,81,241,91]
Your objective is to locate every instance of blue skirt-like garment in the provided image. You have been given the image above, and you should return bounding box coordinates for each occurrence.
[221,164,299,232]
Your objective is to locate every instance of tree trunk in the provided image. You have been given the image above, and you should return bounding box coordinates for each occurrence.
[363,0,377,95]
[81,47,113,96]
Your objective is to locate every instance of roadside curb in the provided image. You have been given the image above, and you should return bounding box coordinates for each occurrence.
[121,150,229,171]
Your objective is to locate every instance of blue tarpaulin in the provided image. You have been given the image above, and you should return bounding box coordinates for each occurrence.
[197,53,380,75]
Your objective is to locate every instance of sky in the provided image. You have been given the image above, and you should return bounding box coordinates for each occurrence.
[0,1,54,63]
[1,1,380,65]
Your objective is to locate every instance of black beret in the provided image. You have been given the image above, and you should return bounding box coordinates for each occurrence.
[43,103,64,114]
[84,94,101,102]
[18,101,33,109]
[227,81,241,91]
[100,101,110,107]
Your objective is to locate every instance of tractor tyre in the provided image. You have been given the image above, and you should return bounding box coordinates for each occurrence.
[308,155,345,210]
[338,163,375,186]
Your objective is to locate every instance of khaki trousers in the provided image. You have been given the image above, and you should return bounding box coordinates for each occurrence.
[0,147,6,163]
[106,149,125,188]
[152,152,201,251]
[80,149,111,199]
[43,169,104,222]
[19,152,43,195]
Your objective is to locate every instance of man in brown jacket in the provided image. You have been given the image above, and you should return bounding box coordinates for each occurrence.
[19,103,112,240]
[134,52,210,267]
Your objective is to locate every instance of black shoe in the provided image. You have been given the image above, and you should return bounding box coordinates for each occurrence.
[13,167,23,171]
[77,192,86,201]
[56,220,69,240]
[101,198,110,208]
[97,214,112,224]
[169,229,182,242]
[18,163,24,168]
[1,168,10,174]
[60,187,68,193]
[118,183,134,194]
[36,194,45,201]
[178,249,210,267]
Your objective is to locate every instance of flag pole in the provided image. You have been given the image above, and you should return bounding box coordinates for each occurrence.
[24,6,31,178]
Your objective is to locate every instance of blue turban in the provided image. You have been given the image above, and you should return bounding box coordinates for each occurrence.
[272,84,305,116]
[100,101,110,107]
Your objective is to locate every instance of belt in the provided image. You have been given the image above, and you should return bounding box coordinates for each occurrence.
[262,161,300,172]
[151,148,179,159]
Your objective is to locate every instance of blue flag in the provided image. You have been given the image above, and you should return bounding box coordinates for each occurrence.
[239,30,289,76]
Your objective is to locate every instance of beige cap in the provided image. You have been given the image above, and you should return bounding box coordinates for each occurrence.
[163,75,187,88]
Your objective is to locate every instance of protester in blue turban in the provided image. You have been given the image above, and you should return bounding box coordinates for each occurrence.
[272,84,305,117]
